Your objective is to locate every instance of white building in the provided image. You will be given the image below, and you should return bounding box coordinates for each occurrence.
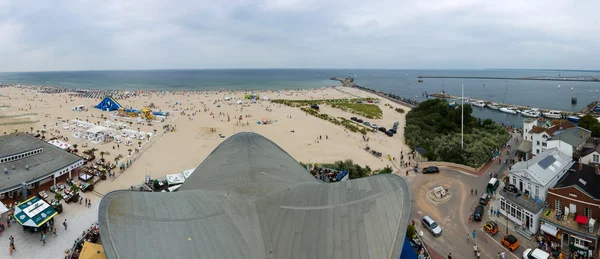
[530,120,576,156]
[545,127,591,158]
[499,148,574,237]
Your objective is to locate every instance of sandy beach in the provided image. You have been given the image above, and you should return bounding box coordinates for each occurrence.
[0,85,412,195]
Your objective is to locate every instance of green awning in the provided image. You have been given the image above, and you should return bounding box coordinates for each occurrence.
[13,196,57,227]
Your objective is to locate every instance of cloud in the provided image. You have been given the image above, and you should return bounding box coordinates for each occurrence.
[0,0,599,71]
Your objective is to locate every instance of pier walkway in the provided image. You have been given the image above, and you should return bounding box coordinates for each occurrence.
[418,75,600,82]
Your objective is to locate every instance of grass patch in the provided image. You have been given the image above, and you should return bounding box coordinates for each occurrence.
[300,107,369,135]
[384,103,405,113]
[272,98,382,119]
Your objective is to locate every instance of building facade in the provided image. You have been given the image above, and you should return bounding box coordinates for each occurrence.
[500,148,574,236]
[541,163,600,257]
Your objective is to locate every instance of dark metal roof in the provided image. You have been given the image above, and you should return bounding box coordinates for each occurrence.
[554,163,600,200]
[0,133,83,193]
[0,133,43,158]
[98,132,411,259]
[415,146,427,155]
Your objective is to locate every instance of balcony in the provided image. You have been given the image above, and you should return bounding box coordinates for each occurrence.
[540,208,600,236]
[499,188,545,214]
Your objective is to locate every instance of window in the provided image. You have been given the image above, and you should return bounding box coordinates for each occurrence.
[501,200,506,211]
[585,207,592,218]
[535,186,540,197]
[594,154,599,163]
[542,142,547,147]
[555,199,562,211]
[537,149,540,154]
[537,141,540,145]
[569,192,577,197]
[512,177,516,185]
[573,236,590,249]
[527,183,531,191]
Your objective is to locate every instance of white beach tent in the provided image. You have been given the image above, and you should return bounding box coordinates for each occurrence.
[224,97,231,101]
[262,96,269,101]
[168,184,182,192]
[166,174,186,185]
[181,169,195,179]
[48,139,71,150]
[237,100,243,104]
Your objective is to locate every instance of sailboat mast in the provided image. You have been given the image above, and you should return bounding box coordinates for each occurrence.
[502,81,509,105]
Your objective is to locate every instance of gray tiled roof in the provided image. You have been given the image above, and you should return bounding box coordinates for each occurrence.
[98,132,411,259]
[0,133,83,193]
[549,127,591,148]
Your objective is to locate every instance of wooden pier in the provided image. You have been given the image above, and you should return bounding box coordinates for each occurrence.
[430,92,595,115]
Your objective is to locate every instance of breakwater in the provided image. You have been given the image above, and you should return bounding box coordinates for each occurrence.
[329,77,417,107]
[418,75,600,82]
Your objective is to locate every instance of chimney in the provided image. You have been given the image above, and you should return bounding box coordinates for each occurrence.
[579,162,583,171]
[596,165,599,175]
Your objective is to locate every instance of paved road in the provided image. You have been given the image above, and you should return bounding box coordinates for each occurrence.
[407,133,538,258]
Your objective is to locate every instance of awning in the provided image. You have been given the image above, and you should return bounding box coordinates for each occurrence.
[518,140,533,153]
[541,224,559,237]
[13,196,57,227]
[576,215,589,224]
[79,241,106,259]
[181,169,195,179]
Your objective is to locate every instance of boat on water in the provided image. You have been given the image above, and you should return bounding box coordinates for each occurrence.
[543,110,563,119]
[418,80,423,83]
[499,107,519,114]
[566,115,580,123]
[487,104,500,110]
[521,109,541,118]
[472,101,486,107]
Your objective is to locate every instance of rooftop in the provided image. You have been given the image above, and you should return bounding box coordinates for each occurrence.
[548,127,591,148]
[0,133,83,193]
[540,208,600,238]
[500,188,545,213]
[0,133,43,158]
[99,132,411,259]
[510,148,573,187]
[529,120,576,135]
[553,163,600,199]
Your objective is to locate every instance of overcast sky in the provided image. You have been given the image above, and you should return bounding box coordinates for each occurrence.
[1,0,599,72]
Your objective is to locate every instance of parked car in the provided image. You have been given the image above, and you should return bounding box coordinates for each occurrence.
[385,131,394,137]
[473,205,484,221]
[479,193,491,205]
[502,234,519,251]
[483,221,498,235]
[371,124,378,129]
[363,122,371,126]
[422,215,442,237]
[422,166,440,174]
[356,118,363,123]
[311,104,319,110]
[389,128,397,134]
[378,127,386,132]
[522,248,550,259]
[350,117,358,121]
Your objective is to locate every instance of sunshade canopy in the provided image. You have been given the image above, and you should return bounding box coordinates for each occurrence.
[576,215,589,224]
[166,174,185,185]
[80,241,107,259]
[14,196,57,227]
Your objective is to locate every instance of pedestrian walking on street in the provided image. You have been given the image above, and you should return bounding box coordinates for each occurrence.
[447,253,452,259]
[88,201,91,208]
[472,230,476,239]
[497,252,501,259]
[41,233,46,246]
[475,189,478,195]
[471,188,473,196]
[476,250,480,259]
[63,219,68,230]
[473,244,478,256]
[466,234,470,242]
[501,251,505,259]
[52,226,57,237]
[9,235,15,250]
[490,207,494,216]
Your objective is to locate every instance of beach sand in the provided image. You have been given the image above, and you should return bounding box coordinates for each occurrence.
[0,86,412,195]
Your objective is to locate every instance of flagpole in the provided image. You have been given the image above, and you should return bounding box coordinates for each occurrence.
[461,84,464,150]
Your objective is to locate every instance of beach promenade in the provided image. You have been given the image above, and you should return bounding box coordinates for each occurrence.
[0,84,415,257]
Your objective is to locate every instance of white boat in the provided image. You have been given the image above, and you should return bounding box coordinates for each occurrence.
[543,110,562,119]
[521,109,541,118]
[499,107,518,114]
[472,101,486,107]
[487,104,500,110]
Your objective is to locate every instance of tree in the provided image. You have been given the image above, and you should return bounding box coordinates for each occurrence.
[30,126,34,133]
[100,151,105,159]
[128,149,132,156]
[578,114,600,137]
[138,141,142,148]
[378,165,393,174]
[14,129,18,133]
[40,130,46,138]
[43,124,46,129]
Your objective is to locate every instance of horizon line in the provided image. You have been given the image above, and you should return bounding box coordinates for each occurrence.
[1,68,600,73]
